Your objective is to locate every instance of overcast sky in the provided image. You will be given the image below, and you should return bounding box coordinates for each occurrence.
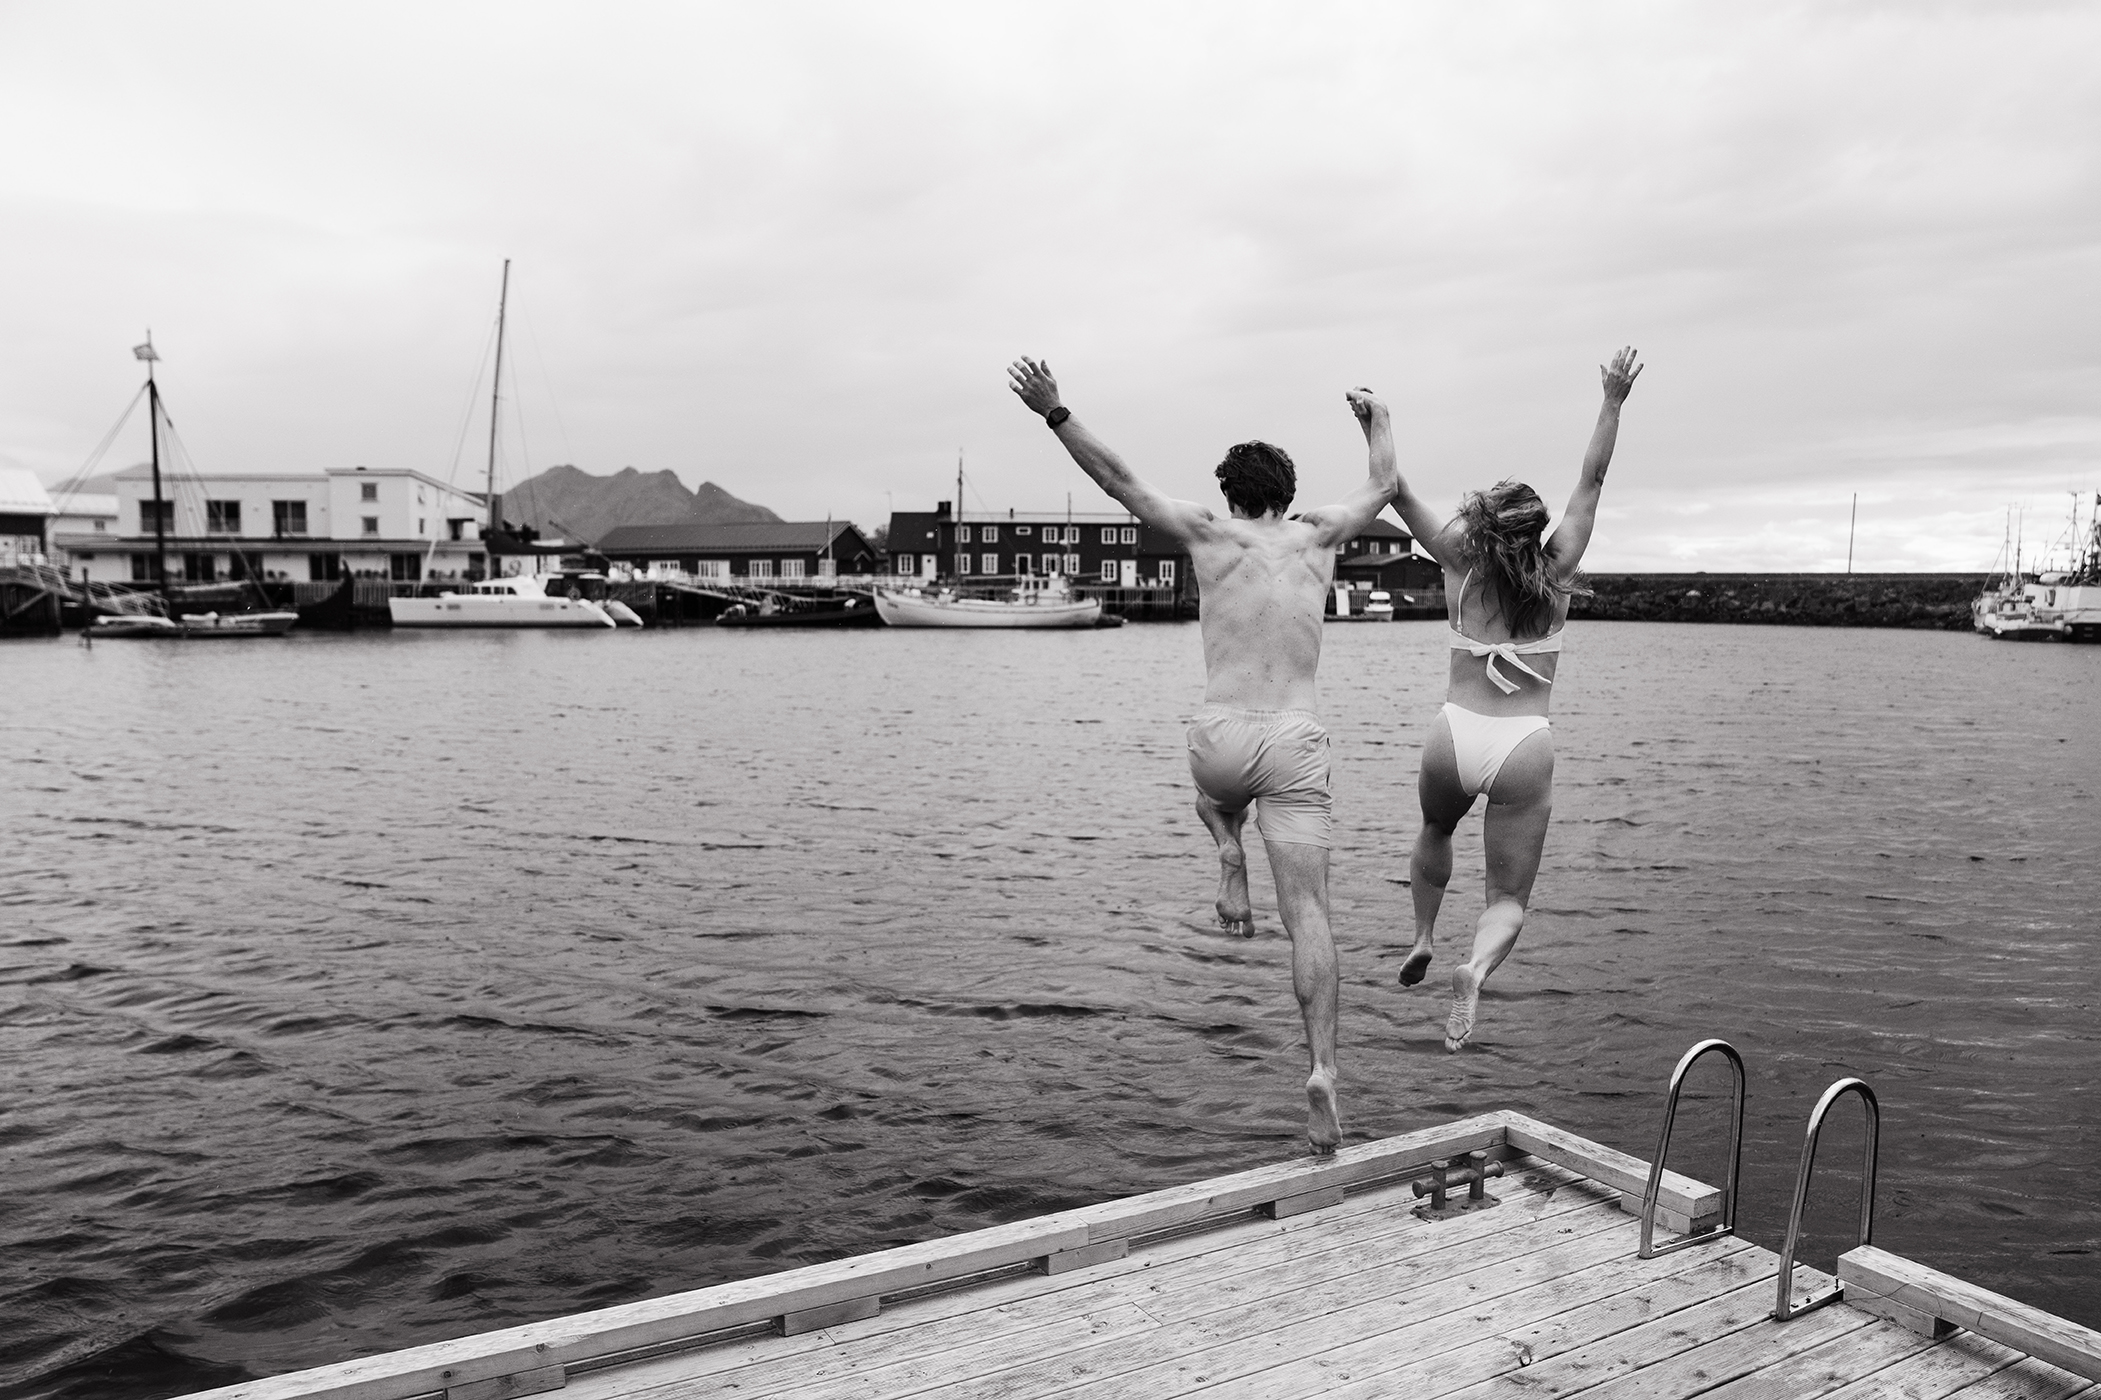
[3,2,2095,570]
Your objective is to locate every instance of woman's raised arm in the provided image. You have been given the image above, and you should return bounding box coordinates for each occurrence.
[1546,347,1641,580]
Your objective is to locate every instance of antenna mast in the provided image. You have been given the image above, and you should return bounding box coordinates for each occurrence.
[133,333,169,610]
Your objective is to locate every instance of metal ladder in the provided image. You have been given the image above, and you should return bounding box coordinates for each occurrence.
[1636,1040,1881,1321]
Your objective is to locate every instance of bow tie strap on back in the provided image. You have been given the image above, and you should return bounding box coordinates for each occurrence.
[1449,633,1564,694]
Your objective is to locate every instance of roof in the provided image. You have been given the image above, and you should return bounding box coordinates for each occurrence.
[1353,518,1412,540]
[594,521,869,555]
[49,493,119,518]
[0,467,55,516]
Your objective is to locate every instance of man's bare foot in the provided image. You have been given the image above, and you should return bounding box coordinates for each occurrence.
[1398,939,1434,986]
[1216,849,1253,935]
[1444,965,1481,1052]
[1305,1069,1342,1155]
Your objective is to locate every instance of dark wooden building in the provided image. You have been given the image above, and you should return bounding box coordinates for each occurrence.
[593,521,879,580]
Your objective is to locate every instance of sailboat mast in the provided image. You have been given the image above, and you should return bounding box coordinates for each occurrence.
[145,337,170,610]
[956,449,965,579]
[486,258,511,535]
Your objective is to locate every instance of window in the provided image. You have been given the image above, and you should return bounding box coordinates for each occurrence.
[1014,553,1031,574]
[417,518,426,535]
[448,518,472,541]
[359,481,378,501]
[981,525,998,543]
[894,553,917,574]
[309,553,341,582]
[749,559,775,578]
[981,552,998,574]
[272,500,307,536]
[780,559,807,579]
[389,553,422,582]
[817,557,836,578]
[1121,527,1137,544]
[182,552,217,582]
[1016,524,1032,536]
[650,559,682,576]
[139,500,173,532]
[361,517,380,537]
[204,500,241,534]
[92,520,104,532]
[1100,560,1118,582]
[1157,560,1176,585]
[955,553,970,575]
[130,553,163,582]
[958,525,972,544]
[696,560,728,578]
[1101,526,1116,544]
[1065,552,1081,574]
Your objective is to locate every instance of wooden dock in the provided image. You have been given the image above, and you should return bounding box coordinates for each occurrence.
[188,1110,2101,1400]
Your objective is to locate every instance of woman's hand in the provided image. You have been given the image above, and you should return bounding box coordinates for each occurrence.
[1600,347,1642,408]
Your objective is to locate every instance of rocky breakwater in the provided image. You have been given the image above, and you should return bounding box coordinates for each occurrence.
[1572,573,1986,630]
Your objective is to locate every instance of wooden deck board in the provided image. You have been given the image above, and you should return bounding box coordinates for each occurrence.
[1816,1331,2026,1400]
[1693,1321,1941,1400]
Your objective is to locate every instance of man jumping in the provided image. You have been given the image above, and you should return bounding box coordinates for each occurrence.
[1008,356,1398,1154]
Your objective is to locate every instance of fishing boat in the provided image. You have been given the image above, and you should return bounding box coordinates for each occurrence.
[388,261,617,633]
[88,337,299,640]
[177,1040,2101,1400]
[875,579,1102,628]
[1972,494,2101,642]
[717,593,880,628]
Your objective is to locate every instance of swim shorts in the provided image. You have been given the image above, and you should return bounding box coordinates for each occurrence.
[1186,705,1334,849]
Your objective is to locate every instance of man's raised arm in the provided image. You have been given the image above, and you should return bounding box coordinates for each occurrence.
[1008,357,1214,543]
[1303,388,1403,550]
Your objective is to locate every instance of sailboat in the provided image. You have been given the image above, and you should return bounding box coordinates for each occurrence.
[89,336,299,639]
[872,453,1104,629]
[388,261,616,630]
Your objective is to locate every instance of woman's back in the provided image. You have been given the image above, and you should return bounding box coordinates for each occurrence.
[1443,560,1567,717]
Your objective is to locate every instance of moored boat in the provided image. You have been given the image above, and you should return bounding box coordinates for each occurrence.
[874,581,1101,629]
[717,593,880,628]
[388,573,616,628]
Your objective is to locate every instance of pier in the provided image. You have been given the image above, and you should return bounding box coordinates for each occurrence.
[185,1106,2101,1400]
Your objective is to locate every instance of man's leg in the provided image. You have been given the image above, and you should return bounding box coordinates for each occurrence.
[1194,793,1254,935]
[1446,730,1554,1051]
[1265,839,1341,1154]
[1404,713,1473,985]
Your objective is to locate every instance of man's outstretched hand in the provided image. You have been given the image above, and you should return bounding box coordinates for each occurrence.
[1008,357,1062,418]
[1345,386,1388,430]
[1601,347,1642,408]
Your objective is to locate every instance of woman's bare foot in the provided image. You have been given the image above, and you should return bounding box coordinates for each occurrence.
[1444,964,1481,1052]
[1216,848,1253,935]
[1305,1069,1342,1155]
[1398,936,1434,986]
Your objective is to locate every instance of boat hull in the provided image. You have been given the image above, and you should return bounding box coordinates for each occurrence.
[90,611,298,638]
[388,596,617,628]
[718,603,881,628]
[874,591,1101,628]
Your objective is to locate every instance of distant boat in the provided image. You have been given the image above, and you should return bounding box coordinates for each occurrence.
[1973,494,2101,642]
[874,580,1101,629]
[389,572,616,628]
[717,594,880,628]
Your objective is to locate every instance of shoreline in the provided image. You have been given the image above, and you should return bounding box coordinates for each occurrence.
[1571,572,1988,630]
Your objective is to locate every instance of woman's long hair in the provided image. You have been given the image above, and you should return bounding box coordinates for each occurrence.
[1453,480,1588,636]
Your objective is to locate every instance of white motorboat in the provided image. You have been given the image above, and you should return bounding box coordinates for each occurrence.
[388,573,617,628]
[874,582,1101,629]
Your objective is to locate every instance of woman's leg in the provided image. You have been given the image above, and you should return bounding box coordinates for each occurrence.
[1446,728,1554,1050]
[1403,711,1474,985]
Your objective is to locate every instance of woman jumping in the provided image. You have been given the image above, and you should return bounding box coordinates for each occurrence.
[1389,347,1642,1051]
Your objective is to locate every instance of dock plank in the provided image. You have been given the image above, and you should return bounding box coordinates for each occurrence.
[724,1198,1639,1400]
[1560,1290,1870,1400]
[1692,1319,1939,1400]
[1086,1236,1765,1399]
[1841,1247,2101,1381]
[1941,1359,2097,1400]
[1816,1332,2024,1400]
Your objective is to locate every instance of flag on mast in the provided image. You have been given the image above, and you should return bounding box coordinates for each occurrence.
[132,338,159,362]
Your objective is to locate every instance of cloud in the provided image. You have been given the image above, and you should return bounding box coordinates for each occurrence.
[2,1,2095,567]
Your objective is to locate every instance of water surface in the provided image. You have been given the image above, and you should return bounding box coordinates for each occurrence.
[2,621,2096,1398]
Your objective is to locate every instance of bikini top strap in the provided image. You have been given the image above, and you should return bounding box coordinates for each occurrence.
[1456,567,1472,631]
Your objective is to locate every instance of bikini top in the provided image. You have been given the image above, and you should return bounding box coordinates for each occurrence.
[1449,568,1565,694]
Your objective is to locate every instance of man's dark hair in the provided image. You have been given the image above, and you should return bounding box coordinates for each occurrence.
[1214,441,1297,518]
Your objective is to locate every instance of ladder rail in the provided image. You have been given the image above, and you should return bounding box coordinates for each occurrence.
[1639,1038,1745,1258]
[1773,1076,1880,1320]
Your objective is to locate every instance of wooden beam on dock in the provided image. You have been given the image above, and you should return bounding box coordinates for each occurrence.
[1839,1244,2101,1380]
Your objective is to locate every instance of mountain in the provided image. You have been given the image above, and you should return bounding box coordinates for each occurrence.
[496,465,780,544]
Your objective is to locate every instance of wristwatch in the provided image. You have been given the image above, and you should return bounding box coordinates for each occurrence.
[1044,406,1071,429]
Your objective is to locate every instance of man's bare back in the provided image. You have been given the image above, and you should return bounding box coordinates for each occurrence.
[1008,356,1397,1153]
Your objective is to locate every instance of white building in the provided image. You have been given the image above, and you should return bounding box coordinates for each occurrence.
[56,465,491,584]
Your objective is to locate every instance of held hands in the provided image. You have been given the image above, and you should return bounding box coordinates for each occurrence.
[1007,357,1062,418]
[1345,386,1388,431]
[1601,347,1642,408]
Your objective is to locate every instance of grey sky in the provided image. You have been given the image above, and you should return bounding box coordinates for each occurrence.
[3,2,2095,570]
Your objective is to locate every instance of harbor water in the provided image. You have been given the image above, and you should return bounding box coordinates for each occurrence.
[3,621,2097,1399]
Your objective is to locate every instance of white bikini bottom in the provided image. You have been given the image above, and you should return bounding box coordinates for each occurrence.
[1440,703,1551,798]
